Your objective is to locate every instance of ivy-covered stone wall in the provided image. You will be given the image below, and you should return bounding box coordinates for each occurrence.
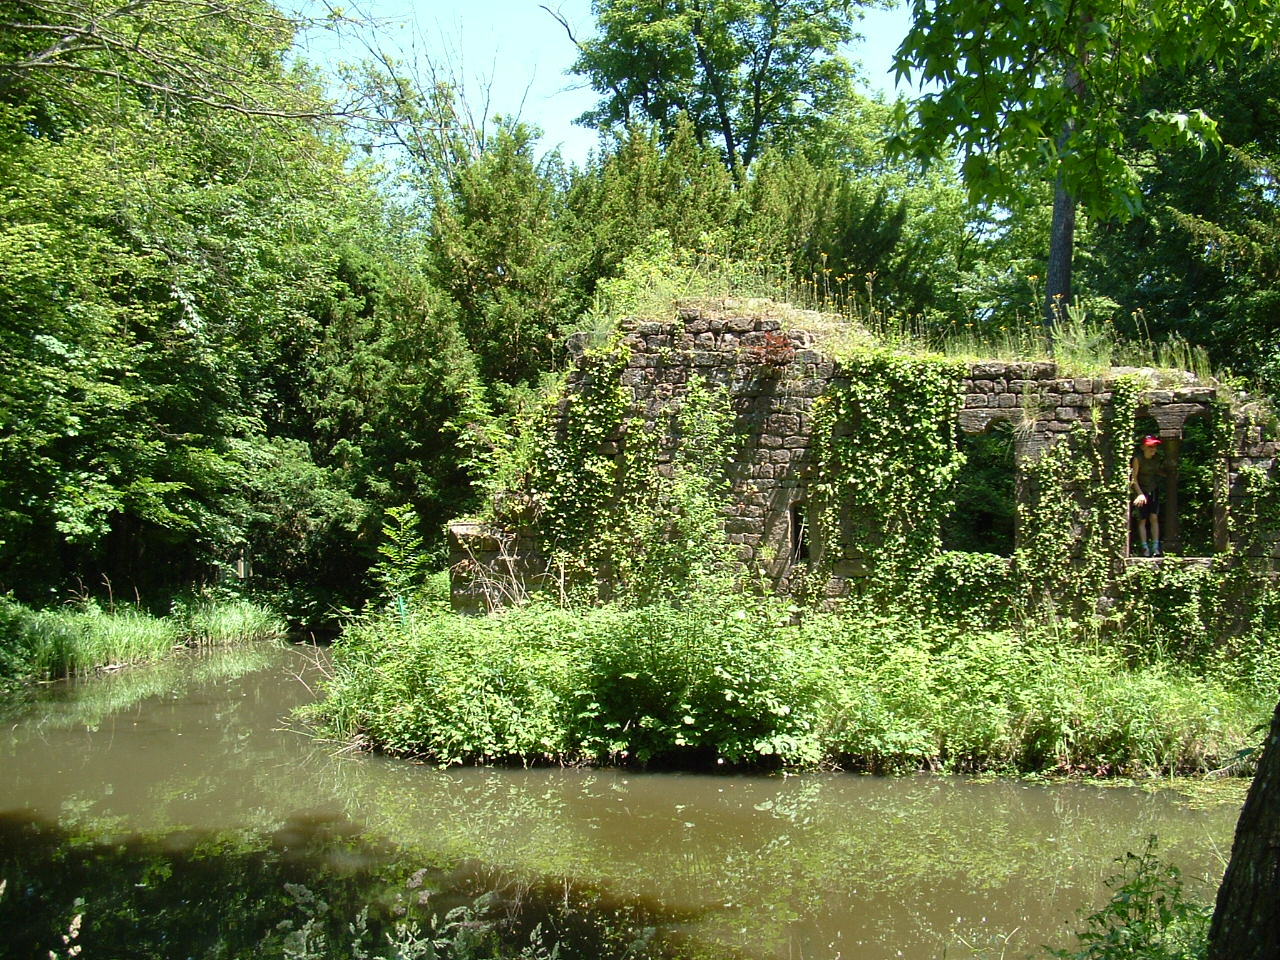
[449,300,1280,612]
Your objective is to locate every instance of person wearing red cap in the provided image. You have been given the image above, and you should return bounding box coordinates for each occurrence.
[1130,435,1166,557]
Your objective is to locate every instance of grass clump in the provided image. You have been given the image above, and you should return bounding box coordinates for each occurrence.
[307,595,1273,776]
[173,597,287,646]
[0,594,286,684]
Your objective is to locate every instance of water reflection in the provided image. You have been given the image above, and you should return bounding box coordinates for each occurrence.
[0,645,1241,959]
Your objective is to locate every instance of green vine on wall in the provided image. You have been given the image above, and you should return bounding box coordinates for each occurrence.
[1231,464,1280,566]
[603,376,738,600]
[1223,397,1280,565]
[530,350,632,568]
[809,349,967,595]
[487,348,740,602]
[1013,374,1142,615]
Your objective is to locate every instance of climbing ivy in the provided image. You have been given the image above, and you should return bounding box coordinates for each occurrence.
[808,349,967,596]
[601,376,739,601]
[484,348,740,603]
[1230,464,1280,564]
[533,349,632,559]
[1222,398,1280,564]
[1013,374,1141,615]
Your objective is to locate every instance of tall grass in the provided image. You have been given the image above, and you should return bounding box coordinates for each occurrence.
[574,236,1222,385]
[308,595,1273,775]
[174,598,288,646]
[0,596,286,683]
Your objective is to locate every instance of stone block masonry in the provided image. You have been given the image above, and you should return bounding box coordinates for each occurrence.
[450,301,1280,610]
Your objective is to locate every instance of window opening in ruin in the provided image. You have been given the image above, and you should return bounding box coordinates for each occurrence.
[1129,415,1219,558]
[790,500,810,564]
[942,423,1016,555]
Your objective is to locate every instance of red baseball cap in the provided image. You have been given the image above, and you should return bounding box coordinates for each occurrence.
[1142,435,1162,446]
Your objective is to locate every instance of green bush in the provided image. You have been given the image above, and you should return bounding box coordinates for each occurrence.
[1051,840,1210,960]
[309,595,1276,775]
[567,597,830,765]
[918,551,1018,627]
[815,614,946,768]
[313,604,579,763]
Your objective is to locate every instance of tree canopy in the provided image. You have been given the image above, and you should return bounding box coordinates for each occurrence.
[0,0,344,128]
[892,0,1280,218]
[560,0,868,176]
[890,0,1280,329]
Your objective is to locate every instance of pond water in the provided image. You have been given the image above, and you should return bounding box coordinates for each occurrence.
[0,643,1243,959]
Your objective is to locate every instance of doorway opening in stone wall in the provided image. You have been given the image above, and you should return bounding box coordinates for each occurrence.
[789,500,811,564]
[1128,414,1221,559]
[942,421,1016,556]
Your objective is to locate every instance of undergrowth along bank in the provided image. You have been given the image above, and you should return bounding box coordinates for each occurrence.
[0,595,287,684]
[306,593,1273,775]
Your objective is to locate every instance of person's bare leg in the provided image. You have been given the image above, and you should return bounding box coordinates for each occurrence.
[1150,514,1161,556]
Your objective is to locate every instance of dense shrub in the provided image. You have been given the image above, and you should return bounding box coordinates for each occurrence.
[313,604,579,763]
[567,598,830,764]
[310,596,1275,775]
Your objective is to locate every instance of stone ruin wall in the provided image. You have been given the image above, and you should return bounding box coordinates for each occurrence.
[450,302,1280,611]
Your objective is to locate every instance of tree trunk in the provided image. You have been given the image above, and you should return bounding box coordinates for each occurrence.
[1043,175,1076,350]
[1043,63,1084,352]
[1207,699,1280,960]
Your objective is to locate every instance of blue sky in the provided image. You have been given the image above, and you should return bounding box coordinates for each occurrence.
[301,1,916,165]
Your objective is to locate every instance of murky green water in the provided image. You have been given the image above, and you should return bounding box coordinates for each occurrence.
[0,644,1243,959]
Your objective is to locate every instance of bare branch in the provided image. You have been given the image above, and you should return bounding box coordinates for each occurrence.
[0,0,388,124]
[539,4,583,50]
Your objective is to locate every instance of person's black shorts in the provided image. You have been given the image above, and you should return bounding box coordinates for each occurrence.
[1134,489,1161,521]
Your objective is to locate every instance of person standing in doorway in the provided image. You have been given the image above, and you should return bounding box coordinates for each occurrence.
[1130,435,1166,557]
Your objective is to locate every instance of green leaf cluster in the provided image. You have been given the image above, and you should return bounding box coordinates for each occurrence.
[571,0,867,176]
[893,0,1280,220]
[809,348,967,589]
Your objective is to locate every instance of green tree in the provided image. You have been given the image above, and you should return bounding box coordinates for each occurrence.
[426,122,588,391]
[1083,51,1280,386]
[0,0,485,613]
[570,115,740,285]
[0,0,338,128]
[892,0,1280,329]
[303,237,488,558]
[558,0,869,177]
[742,93,976,323]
